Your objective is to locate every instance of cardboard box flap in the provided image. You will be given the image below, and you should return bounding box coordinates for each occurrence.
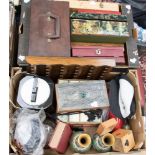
[127,72,145,149]
[9,69,29,109]
[134,142,144,150]
[44,149,146,155]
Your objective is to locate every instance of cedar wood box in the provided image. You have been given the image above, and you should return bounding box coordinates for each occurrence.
[9,65,145,155]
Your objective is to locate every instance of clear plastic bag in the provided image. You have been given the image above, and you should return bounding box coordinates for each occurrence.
[13,109,48,155]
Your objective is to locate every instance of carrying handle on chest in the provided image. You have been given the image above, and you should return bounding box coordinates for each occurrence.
[46,12,60,39]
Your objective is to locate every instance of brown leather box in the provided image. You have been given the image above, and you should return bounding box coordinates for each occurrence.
[18,0,71,65]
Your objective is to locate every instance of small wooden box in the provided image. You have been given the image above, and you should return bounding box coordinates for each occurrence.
[112,129,135,153]
[96,118,117,135]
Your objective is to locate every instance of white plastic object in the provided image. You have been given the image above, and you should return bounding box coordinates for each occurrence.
[119,79,134,118]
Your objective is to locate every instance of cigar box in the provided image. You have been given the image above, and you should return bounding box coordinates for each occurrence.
[130,69,145,107]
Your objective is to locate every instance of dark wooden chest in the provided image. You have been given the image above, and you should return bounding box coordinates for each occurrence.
[18,0,71,65]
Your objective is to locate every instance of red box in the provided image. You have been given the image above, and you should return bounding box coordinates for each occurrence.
[72,44,125,63]
[48,122,72,154]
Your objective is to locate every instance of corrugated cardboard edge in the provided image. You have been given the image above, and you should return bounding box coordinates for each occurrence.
[131,69,145,107]
[9,68,29,155]
[128,71,145,149]
[44,149,146,155]
[75,150,146,155]
[9,67,27,109]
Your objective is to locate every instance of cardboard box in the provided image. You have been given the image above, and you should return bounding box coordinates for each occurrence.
[48,122,72,154]
[96,118,117,135]
[112,129,135,153]
[9,67,145,155]
[44,149,145,155]
[130,69,145,107]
